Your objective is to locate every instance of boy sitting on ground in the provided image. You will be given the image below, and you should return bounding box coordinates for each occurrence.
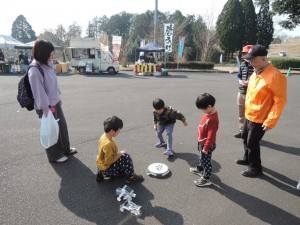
[96,116,144,184]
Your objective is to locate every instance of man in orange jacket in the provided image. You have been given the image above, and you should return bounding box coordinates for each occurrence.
[235,45,287,177]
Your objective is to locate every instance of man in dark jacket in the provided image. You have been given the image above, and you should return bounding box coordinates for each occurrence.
[234,45,254,138]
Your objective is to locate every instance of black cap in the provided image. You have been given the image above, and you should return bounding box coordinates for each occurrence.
[242,45,268,60]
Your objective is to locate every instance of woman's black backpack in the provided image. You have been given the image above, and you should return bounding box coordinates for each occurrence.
[17,64,44,111]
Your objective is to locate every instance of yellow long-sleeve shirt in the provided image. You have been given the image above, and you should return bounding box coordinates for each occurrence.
[96,133,121,170]
[245,63,287,128]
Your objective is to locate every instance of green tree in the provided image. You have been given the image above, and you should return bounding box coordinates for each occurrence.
[86,22,95,38]
[100,12,134,67]
[101,12,133,37]
[216,0,245,60]
[11,15,36,43]
[241,0,257,45]
[130,11,156,42]
[167,11,194,62]
[271,0,300,29]
[257,1,274,48]
[86,16,106,38]
[67,22,82,38]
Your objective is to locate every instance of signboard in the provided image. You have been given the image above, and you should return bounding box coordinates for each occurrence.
[164,23,174,53]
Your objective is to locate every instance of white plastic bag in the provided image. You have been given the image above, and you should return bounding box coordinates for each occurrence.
[40,111,59,149]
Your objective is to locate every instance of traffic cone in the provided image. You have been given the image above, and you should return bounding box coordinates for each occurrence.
[286,67,291,77]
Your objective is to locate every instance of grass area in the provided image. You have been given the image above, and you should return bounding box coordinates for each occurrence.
[268,38,300,57]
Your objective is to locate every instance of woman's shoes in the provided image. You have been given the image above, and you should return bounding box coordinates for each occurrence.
[66,147,77,155]
[55,156,68,163]
[54,147,76,163]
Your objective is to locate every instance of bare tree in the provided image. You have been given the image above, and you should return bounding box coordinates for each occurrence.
[193,10,218,62]
[40,25,69,61]
[120,30,136,67]
[170,16,193,62]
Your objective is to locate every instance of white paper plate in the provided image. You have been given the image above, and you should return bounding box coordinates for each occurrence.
[147,163,170,177]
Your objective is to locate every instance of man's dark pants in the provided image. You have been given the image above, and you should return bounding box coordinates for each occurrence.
[241,119,265,171]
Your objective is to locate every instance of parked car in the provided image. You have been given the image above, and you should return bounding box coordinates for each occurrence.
[279,51,287,57]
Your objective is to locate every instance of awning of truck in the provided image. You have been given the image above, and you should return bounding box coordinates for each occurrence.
[14,40,63,50]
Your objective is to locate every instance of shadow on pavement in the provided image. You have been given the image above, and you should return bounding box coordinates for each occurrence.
[55,73,74,77]
[167,152,221,174]
[166,152,197,164]
[211,176,300,225]
[260,140,300,156]
[51,156,183,225]
[82,73,134,79]
[81,73,188,79]
[155,74,188,79]
[261,166,299,196]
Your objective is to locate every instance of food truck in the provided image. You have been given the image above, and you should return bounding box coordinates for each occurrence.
[68,38,119,74]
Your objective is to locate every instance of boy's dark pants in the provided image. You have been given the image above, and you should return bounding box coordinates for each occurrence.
[101,154,134,178]
[241,119,265,171]
[198,143,216,179]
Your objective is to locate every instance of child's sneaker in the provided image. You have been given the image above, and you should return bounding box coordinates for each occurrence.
[163,149,174,156]
[194,177,212,187]
[155,142,166,148]
[189,167,203,177]
[125,173,144,184]
[96,171,111,182]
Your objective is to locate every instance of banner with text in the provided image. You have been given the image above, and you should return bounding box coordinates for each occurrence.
[164,23,174,53]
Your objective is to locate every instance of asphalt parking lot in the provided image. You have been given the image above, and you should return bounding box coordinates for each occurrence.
[1,71,299,225]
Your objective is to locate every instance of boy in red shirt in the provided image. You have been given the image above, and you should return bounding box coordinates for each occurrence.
[190,93,219,187]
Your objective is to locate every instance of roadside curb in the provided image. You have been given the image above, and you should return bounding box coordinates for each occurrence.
[119,68,300,75]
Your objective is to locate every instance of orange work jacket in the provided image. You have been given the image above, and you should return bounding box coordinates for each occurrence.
[245,63,287,128]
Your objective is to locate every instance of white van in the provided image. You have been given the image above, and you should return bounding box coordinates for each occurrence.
[68,38,119,74]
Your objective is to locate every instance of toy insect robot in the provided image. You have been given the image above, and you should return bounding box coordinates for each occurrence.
[116,185,141,216]
[147,163,170,178]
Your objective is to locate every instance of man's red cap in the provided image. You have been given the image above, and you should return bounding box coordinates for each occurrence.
[242,45,253,53]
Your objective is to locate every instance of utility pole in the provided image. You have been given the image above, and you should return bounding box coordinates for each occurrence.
[154,0,158,43]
